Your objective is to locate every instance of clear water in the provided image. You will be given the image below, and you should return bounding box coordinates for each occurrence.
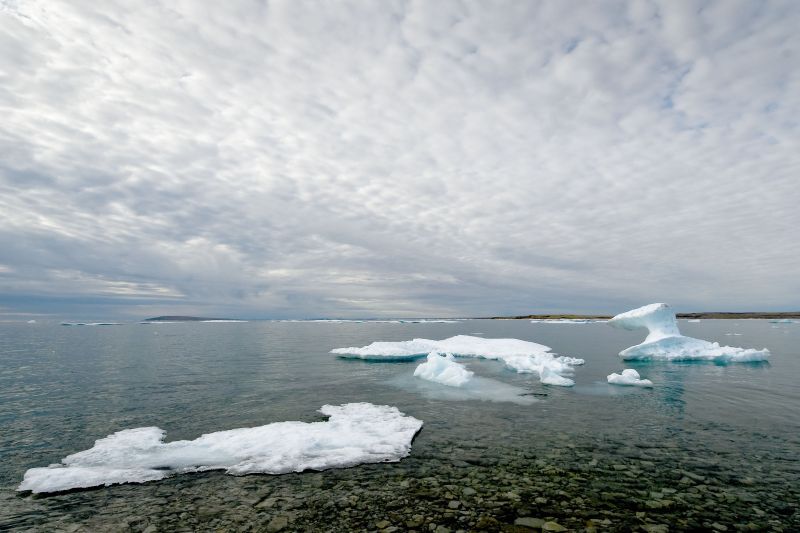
[1,319,798,530]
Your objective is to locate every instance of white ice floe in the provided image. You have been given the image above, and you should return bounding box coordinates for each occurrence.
[332,335,583,386]
[61,322,122,326]
[18,403,422,494]
[530,319,605,324]
[413,353,474,387]
[280,319,460,324]
[607,369,653,387]
[686,319,701,323]
[609,303,769,362]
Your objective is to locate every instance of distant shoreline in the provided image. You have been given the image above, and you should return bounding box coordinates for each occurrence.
[143,316,240,322]
[488,312,800,320]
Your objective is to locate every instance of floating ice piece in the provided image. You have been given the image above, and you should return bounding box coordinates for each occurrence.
[686,319,701,323]
[278,319,460,324]
[332,335,583,386]
[607,369,653,387]
[61,322,122,326]
[390,373,536,405]
[414,352,474,387]
[18,403,422,494]
[609,304,769,362]
[530,319,605,324]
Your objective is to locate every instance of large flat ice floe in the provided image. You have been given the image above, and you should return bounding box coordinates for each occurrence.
[530,319,606,324]
[18,403,422,494]
[414,352,474,387]
[332,335,584,386]
[609,303,769,362]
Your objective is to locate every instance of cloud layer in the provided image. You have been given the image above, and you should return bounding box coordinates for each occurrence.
[1,0,798,319]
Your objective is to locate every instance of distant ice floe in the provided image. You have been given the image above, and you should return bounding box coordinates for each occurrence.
[281,319,461,324]
[61,322,122,326]
[414,353,474,387]
[530,319,606,324]
[607,369,653,387]
[609,303,769,362]
[332,335,583,386]
[769,319,796,324]
[686,319,701,323]
[27,320,36,324]
[18,403,422,494]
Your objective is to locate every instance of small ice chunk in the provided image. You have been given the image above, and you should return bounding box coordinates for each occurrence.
[607,369,653,387]
[609,304,769,362]
[687,319,701,323]
[18,403,422,494]
[413,352,473,387]
[333,335,583,386]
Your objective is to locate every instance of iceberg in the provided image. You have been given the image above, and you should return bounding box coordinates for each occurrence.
[413,353,474,387]
[607,369,653,387]
[609,303,769,362]
[18,403,422,494]
[332,335,583,386]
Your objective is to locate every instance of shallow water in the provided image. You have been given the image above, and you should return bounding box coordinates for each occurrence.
[1,319,798,531]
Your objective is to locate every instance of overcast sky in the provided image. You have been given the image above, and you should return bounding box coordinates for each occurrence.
[1,0,798,319]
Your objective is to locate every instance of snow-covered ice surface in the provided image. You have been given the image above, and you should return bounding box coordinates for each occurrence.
[413,353,473,387]
[607,369,653,387]
[18,403,422,494]
[609,304,770,362]
[332,335,583,386]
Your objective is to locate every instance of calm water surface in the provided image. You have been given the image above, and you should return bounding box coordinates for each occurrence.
[1,319,798,530]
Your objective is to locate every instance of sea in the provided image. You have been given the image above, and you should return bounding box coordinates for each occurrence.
[1,319,798,531]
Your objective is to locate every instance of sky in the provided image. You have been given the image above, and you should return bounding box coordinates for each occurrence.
[1,0,799,320]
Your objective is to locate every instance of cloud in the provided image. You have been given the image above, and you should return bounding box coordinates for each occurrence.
[0,0,798,318]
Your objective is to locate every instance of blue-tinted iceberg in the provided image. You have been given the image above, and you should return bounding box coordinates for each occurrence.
[607,369,653,387]
[332,335,583,386]
[609,303,769,362]
[18,403,422,494]
[414,352,474,387]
